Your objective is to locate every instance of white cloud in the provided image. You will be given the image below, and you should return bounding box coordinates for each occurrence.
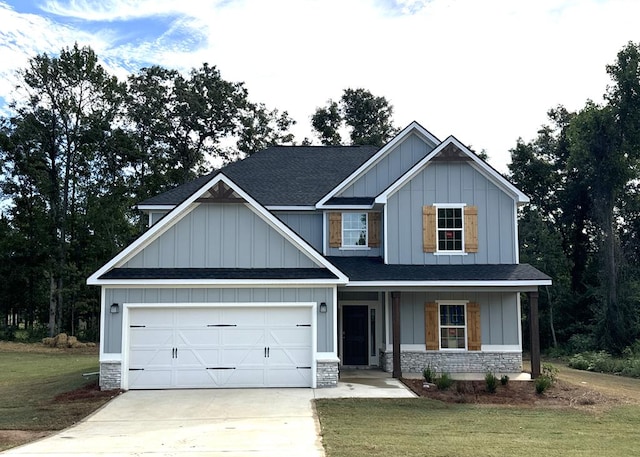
[1,0,640,171]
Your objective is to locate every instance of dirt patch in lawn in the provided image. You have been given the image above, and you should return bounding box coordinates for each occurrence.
[0,379,121,452]
[401,377,635,412]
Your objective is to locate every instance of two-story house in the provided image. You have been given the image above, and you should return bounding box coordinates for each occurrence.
[88,122,551,390]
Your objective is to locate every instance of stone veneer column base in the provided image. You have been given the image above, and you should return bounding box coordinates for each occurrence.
[99,361,122,390]
[380,351,523,374]
[316,359,340,387]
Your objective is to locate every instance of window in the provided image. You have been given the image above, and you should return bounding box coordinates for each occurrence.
[439,304,466,349]
[437,206,463,252]
[342,213,367,247]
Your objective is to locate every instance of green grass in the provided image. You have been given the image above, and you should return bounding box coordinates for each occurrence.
[316,398,640,457]
[0,351,106,432]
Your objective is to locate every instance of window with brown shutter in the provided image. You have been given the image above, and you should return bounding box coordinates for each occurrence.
[422,206,436,252]
[424,205,479,253]
[329,212,342,248]
[464,206,478,253]
[368,212,381,247]
[424,302,438,350]
[466,302,481,351]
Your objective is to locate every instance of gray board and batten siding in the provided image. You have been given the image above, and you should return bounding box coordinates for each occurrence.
[399,291,520,346]
[274,212,323,252]
[337,133,437,198]
[387,161,517,265]
[124,203,320,269]
[103,287,335,354]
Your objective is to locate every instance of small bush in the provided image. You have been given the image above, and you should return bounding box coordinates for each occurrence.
[423,364,436,383]
[568,353,591,370]
[485,372,498,393]
[500,375,510,386]
[535,376,552,394]
[542,363,559,383]
[435,372,454,390]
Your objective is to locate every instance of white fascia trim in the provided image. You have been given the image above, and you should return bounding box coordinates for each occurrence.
[99,353,123,362]
[316,205,375,210]
[375,136,530,205]
[266,206,316,211]
[89,278,345,286]
[316,121,440,207]
[136,204,176,211]
[345,280,552,287]
[88,173,349,284]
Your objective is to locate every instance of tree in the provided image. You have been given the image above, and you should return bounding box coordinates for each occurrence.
[0,44,127,336]
[311,88,398,146]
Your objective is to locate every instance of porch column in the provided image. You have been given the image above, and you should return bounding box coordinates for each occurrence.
[528,290,541,379]
[391,291,401,378]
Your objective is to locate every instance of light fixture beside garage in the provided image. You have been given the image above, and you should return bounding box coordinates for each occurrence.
[319,302,327,313]
[110,303,120,314]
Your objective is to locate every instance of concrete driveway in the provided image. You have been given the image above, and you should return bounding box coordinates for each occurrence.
[2,374,414,456]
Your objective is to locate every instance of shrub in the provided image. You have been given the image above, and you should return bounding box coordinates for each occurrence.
[423,364,436,383]
[485,372,498,393]
[435,372,454,390]
[535,376,552,394]
[568,353,591,370]
[542,363,559,383]
[500,375,510,386]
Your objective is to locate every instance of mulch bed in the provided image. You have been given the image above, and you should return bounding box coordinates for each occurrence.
[53,380,122,403]
[401,378,618,410]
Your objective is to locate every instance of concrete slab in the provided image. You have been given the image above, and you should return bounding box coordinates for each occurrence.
[1,372,417,456]
[2,389,324,457]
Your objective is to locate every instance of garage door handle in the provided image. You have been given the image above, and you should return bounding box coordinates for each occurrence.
[297,324,311,327]
[129,368,144,371]
[206,367,235,370]
[297,366,311,370]
[207,324,237,327]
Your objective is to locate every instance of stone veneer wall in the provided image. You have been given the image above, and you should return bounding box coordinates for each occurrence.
[316,360,339,387]
[100,361,122,390]
[380,351,522,374]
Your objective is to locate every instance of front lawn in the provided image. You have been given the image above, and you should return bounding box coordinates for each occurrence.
[315,398,640,457]
[0,342,117,451]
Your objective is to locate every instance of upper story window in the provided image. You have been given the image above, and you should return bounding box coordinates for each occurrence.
[423,205,478,254]
[342,213,368,247]
[328,212,381,250]
[437,206,463,252]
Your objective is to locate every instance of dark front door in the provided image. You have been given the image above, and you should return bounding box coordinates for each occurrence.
[343,305,368,365]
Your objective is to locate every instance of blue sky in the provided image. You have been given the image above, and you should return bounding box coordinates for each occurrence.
[1,0,639,172]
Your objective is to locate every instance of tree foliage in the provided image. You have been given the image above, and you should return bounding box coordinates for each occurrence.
[511,41,640,353]
[311,88,398,146]
[0,45,296,339]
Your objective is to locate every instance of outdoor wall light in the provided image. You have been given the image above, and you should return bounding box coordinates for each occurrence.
[110,303,120,314]
[319,302,327,313]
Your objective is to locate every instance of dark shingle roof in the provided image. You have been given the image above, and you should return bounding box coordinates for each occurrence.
[100,267,337,280]
[138,145,380,207]
[326,257,551,283]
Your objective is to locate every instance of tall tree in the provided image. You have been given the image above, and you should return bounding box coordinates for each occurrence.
[0,44,126,336]
[311,88,398,146]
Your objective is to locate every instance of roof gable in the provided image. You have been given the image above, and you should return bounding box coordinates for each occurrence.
[375,135,530,205]
[316,121,440,208]
[88,173,348,285]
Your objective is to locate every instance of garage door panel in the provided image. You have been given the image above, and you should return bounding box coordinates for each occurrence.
[177,328,221,346]
[130,328,173,346]
[269,327,312,346]
[267,367,312,387]
[267,307,310,326]
[130,309,174,327]
[129,347,173,368]
[129,369,173,389]
[127,306,312,389]
[222,328,264,346]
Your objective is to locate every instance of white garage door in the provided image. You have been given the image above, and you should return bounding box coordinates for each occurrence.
[126,306,313,389]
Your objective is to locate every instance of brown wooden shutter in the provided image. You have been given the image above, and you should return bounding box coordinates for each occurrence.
[464,206,478,253]
[329,212,342,248]
[425,302,439,350]
[467,302,481,351]
[423,206,436,252]
[368,212,381,247]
